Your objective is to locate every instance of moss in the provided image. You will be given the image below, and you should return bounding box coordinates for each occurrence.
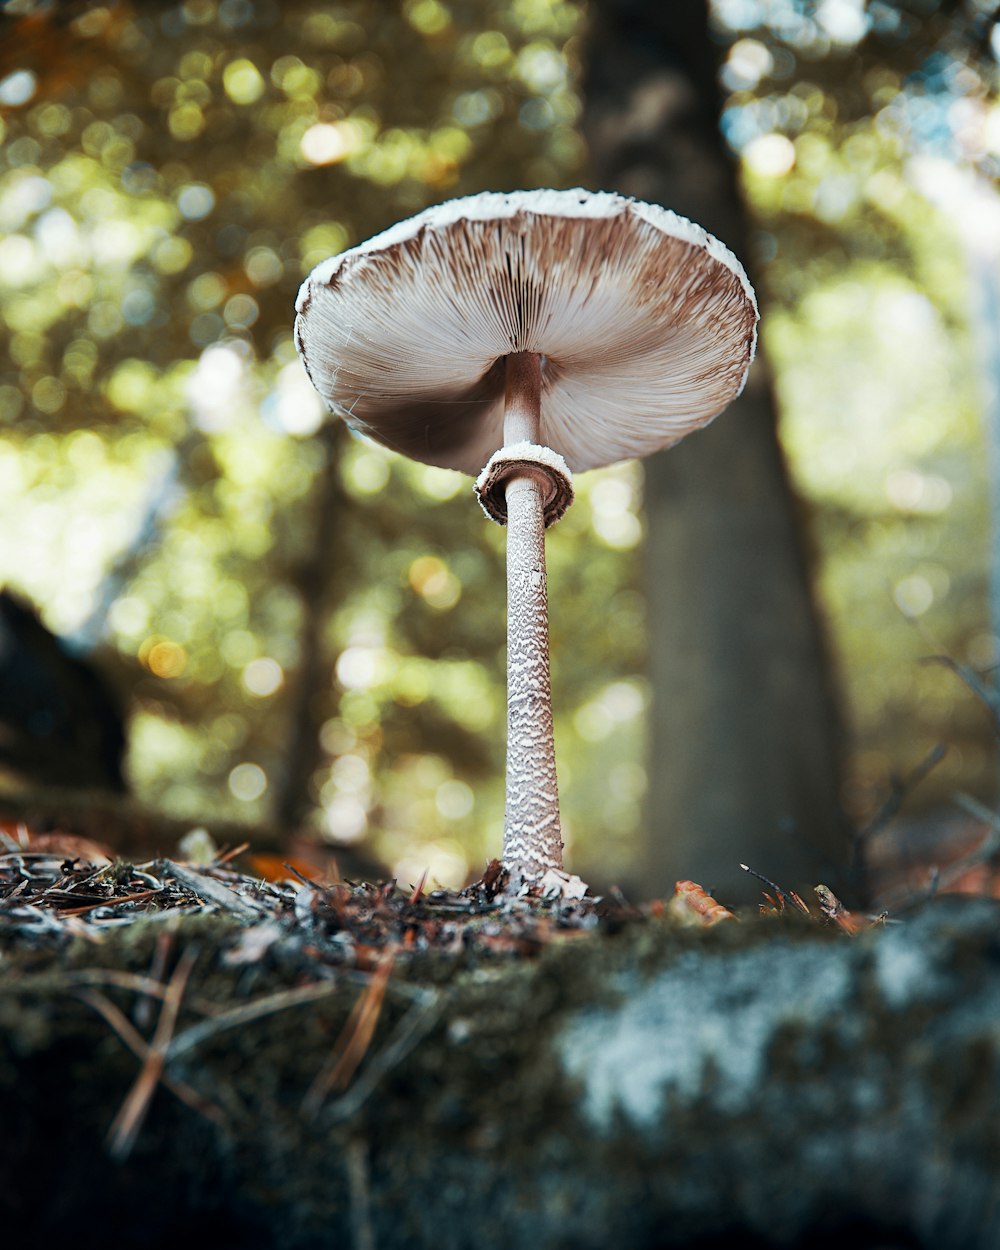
[4,899,1000,1248]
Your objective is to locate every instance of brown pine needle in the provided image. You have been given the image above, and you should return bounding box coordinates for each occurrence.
[106,944,200,1160]
[136,929,174,1031]
[303,950,396,1116]
[59,888,163,917]
[75,987,224,1126]
[213,841,251,866]
[67,970,172,1000]
[166,981,341,1061]
[409,868,429,904]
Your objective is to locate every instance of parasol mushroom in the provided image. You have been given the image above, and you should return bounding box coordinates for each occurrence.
[294,188,757,897]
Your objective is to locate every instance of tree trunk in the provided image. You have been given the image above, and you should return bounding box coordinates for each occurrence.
[581,0,847,900]
[272,422,348,836]
[4,898,1000,1249]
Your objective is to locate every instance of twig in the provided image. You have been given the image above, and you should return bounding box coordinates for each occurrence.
[814,885,860,934]
[952,791,1000,835]
[850,743,948,895]
[854,743,948,848]
[921,654,1000,737]
[0,826,25,852]
[65,969,342,1039]
[878,793,1000,914]
[3,904,71,935]
[283,861,346,898]
[939,794,1000,889]
[132,867,168,891]
[740,864,810,914]
[160,860,266,919]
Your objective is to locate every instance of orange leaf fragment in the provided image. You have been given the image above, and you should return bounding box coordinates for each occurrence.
[249,853,329,884]
[667,880,736,928]
[18,831,114,866]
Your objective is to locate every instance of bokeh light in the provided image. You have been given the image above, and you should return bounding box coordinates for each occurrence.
[0,0,997,884]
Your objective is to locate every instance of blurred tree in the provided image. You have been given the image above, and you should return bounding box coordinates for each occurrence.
[580,0,999,898]
[0,0,997,894]
[583,0,847,899]
[720,0,999,859]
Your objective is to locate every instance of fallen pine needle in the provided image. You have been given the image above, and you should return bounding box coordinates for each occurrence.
[303,950,396,1116]
[106,944,200,1160]
[213,841,251,866]
[408,868,429,904]
[323,987,441,1125]
[165,980,341,1061]
[75,987,224,1128]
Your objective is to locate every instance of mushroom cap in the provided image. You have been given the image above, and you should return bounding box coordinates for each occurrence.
[294,188,758,475]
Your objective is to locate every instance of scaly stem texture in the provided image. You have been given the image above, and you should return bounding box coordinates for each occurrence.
[502,354,563,884]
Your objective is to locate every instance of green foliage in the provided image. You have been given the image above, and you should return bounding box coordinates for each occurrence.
[716,0,1000,817]
[0,0,648,885]
[1,0,998,880]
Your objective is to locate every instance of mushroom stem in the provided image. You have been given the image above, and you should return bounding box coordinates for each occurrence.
[503,351,543,445]
[501,352,564,886]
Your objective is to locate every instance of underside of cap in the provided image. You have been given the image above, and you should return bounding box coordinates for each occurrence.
[294,188,758,475]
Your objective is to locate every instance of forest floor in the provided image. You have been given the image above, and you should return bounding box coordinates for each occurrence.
[4,810,1000,1250]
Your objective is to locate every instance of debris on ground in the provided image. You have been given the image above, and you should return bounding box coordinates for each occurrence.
[0,818,895,965]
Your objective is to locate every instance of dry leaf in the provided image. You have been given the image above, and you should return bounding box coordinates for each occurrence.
[17,831,113,865]
[667,880,736,928]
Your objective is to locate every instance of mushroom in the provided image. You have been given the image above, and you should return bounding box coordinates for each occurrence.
[294,188,757,896]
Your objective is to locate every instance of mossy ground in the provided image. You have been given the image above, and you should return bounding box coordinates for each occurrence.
[3,849,995,1250]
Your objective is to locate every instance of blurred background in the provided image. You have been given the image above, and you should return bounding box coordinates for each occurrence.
[0,0,997,902]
